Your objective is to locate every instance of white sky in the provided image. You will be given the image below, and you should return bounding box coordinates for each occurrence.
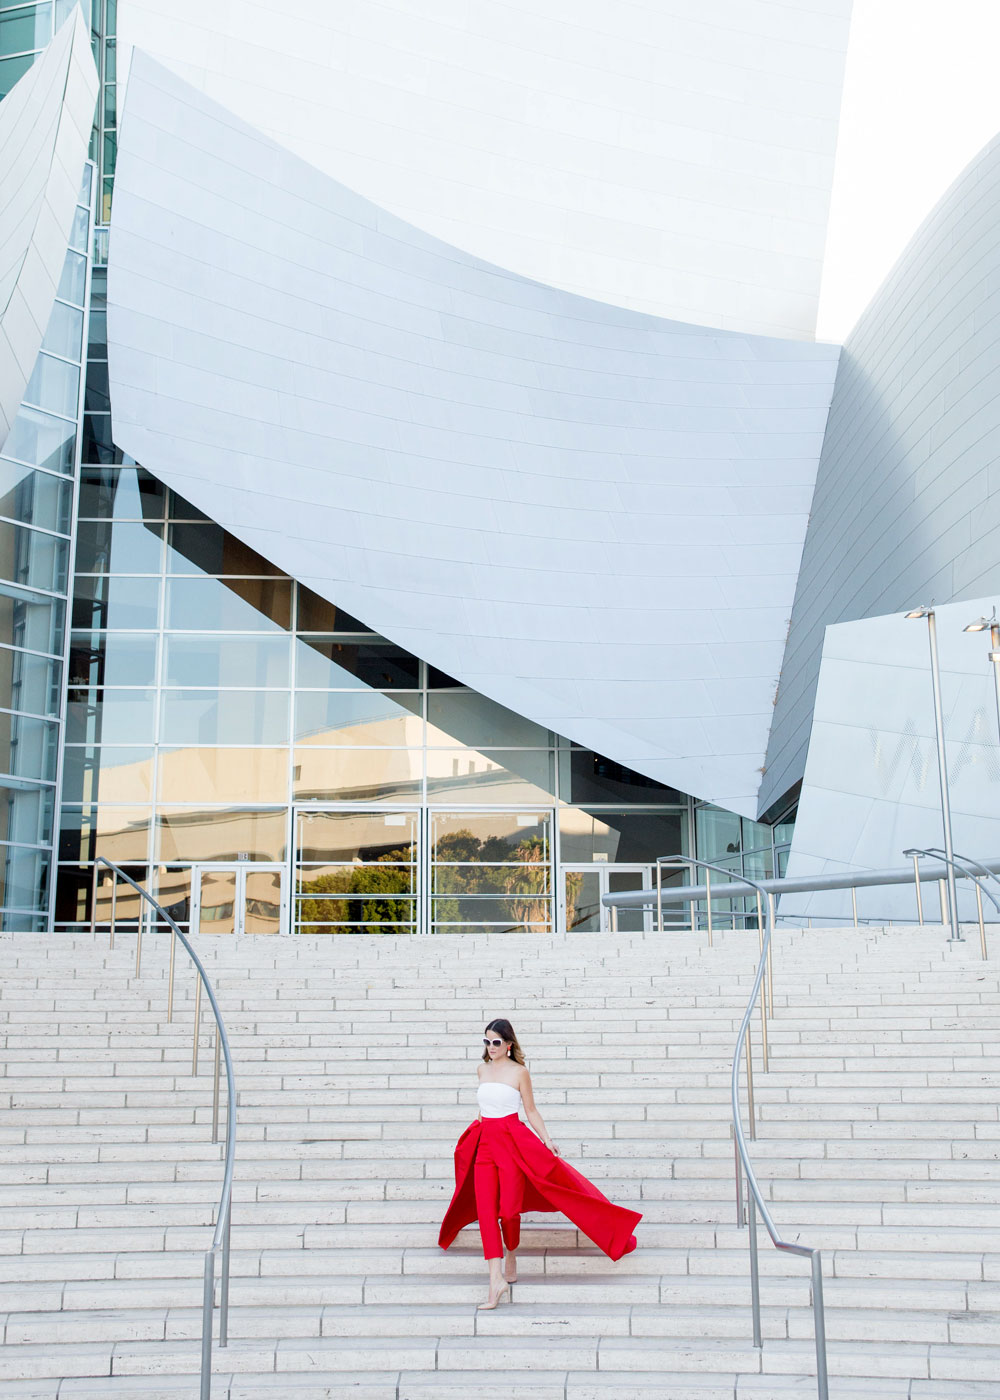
[817,0,1000,343]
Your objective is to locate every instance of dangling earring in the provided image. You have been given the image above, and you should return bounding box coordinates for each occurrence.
[507,1047,511,1057]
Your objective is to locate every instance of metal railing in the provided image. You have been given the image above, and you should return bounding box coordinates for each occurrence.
[655,855,829,1398]
[904,848,998,959]
[91,858,236,1400]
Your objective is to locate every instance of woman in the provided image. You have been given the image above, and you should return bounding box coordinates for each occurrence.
[438,1017,642,1309]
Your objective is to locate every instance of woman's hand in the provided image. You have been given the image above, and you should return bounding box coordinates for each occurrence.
[545,1138,560,1156]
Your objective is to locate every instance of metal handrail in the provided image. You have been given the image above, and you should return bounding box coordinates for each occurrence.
[656,854,829,1398]
[904,848,997,959]
[94,858,236,1400]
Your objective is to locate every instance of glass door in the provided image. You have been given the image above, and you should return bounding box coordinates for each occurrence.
[561,864,652,933]
[191,864,286,935]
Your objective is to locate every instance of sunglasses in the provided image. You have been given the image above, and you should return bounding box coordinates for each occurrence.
[483,1038,505,1048]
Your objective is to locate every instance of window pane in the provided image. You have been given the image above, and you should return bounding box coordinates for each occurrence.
[0,712,59,782]
[5,407,76,474]
[565,869,601,932]
[57,251,87,306]
[558,750,682,805]
[72,575,160,630]
[425,750,555,804]
[0,846,49,912]
[69,203,89,253]
[0,5,52,52]
[294,637,419,689]
[431,810,550,861]
[84,362,110,414]
[0,521,68,593]
[293,748,421,803]
[431,896,551,932]
[427,693,550,747]
[58,806,150,864]
[81,414,119,464]
[68,632,157,687]
[296,586,371,633]
[0,783,53,845]
[0,586,63,655]
[558,808,688,865]
[42,301,84,361]
[297,863,416,897]
[74,520,163,574]
[163,634,290,688]
[87,308,106,358]
[165,577,291,631]
[167,489,208,520]
[165,523,282,576]
[294,898,415,935]
[294,690,421,745]
[62,746,154,804]
[0,53,33,98]
[156,807,286,862]
[160,689,290,746]
[0,647,60,717]
[54,863,150,929]
[296,810,418,864]
[434,864,549,895]
[157,748,287,804]
[25,354,79,419]
[78,466,165,520]
[65,688,156,744]
[0,460,72,533]
[696,805,744,860]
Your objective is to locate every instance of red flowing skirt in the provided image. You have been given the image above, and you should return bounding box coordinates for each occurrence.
[438,1113,641,1262]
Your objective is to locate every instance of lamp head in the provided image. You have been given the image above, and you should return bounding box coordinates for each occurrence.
[963,608,998,633]
[905,606,933,620]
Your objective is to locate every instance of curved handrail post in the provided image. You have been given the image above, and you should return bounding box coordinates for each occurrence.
[94,856,236,1399]
[906,847,999,960]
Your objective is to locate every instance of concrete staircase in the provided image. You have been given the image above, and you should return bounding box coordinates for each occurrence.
[2,923,1000,1399]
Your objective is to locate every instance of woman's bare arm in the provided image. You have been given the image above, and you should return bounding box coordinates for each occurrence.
[519,1069,558,1154]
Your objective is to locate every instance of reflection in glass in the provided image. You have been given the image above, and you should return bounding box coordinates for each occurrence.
[163,634,289,688]
[58,806,151,864]
[78,467,165,521]
[81,414,119,465]
[24,355,79,419]
[558,808,687,865]
[0,53,33,99]
[0,586,63,656]
[55,864,148,929]
[74,520,163,574]
[166,577,291,632]
[427,693,550,748]
[166,523,282,577]
[0,648,61,717]
[72,575,159,630]
[425,750,555,805]
[4,408,76,474]
[295,894,416,935]
[296,809,418,865]
[293,748,421,803]
[564,869,601,932]
[197,867,237,934]
[0,521,68,593]
[0,460,73,533]
[0,845,49,912]
[66,689,155,745]
[0,5,52,53]
[160,689,290,746]
[558,750,682,805]
[431,810,550,862]
[68,632,157,687]
[57,251,87,306]
[294,637,419,690]
[431,896,551,933]
[294,690,421,745]
[296,587,372,633]
[167,490,209,521]
[156,807,286,862]
[157,748,287,804]
[0,784,53,846]
[153,865,192,926]
[84,362,110,414]
[61,746,154,805]
[243,867,282,934]
[0,712,59,781]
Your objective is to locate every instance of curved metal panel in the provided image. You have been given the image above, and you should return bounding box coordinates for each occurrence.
[115,0,851,340]
[108,55,839,816]
[763,132,1000,816]
[0,12,98,450]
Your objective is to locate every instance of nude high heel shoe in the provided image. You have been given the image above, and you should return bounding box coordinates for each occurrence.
[478,1280,511,1310]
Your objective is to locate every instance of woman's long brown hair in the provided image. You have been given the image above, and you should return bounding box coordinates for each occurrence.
[482,1017,526,1065]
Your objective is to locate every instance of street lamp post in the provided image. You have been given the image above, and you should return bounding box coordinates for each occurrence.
[963,608,1000,747]
[905,607,961,941]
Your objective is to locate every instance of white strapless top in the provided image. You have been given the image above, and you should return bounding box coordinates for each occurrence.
[477,1081,522,1118]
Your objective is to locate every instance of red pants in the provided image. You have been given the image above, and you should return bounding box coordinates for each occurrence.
[473,1114,524,1260]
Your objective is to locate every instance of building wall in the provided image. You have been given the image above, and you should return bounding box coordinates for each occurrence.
[107,54,841,822]
[762,132,1000,817]
[115,0,851,339]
